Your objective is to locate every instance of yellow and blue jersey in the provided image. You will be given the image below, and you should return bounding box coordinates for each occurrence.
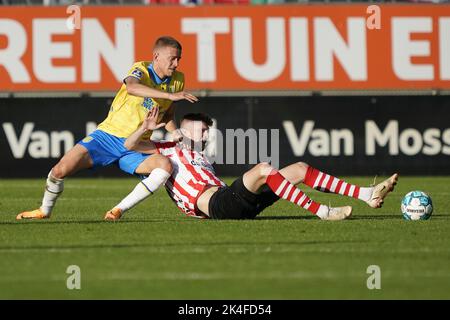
[97,61,185,140]
[78,61,185,176]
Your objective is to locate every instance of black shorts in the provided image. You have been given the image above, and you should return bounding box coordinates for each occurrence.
[208,176,279,220]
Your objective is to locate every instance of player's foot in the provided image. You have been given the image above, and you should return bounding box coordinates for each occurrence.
[366,173,399,208]
[16,208,49,220]
[104,208,123,221]
[321,206,353,221]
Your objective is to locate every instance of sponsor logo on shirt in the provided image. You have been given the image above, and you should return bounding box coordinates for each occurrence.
[131,68,143,79]
[142,97,154,110]
[190,158,213,171]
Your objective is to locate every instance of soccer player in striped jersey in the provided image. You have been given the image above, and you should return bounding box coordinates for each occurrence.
[105,110,398,221]
[17,36,198,220]
[104,111,225,219]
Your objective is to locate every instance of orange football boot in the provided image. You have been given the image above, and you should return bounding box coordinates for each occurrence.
[104,208,123,221]
[16,208,49,220]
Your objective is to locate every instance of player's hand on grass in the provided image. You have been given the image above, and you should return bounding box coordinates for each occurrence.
[168,91,198,103]
[142,107,166,132]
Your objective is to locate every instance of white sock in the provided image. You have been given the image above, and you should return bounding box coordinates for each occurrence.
[358,187,374,202]
[41,171,64,215]
[316,205,329,219]
[116,168,171,213]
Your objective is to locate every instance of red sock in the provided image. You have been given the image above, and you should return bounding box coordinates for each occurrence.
[265,169,321,214]
[303,166,360,199]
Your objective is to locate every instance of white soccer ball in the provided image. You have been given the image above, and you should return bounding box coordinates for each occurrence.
[401,191,433,220]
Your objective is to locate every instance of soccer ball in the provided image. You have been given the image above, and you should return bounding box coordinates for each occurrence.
[401,191,433,220]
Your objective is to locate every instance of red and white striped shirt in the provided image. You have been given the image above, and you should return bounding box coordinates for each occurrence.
[154,141,226,218]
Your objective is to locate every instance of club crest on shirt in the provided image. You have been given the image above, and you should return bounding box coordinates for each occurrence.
[82,136,93,143]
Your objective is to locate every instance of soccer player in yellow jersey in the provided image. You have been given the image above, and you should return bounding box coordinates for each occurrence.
[17,36,198,220]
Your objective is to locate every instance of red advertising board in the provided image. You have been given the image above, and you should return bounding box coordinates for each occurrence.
[1,5,450,92]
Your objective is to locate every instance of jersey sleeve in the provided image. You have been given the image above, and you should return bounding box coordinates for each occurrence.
[123,63,147,84]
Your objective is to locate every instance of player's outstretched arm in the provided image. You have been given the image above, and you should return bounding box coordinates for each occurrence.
[161,105,183,142]
[125,77,169,100]
[167,91,198,103]
[125,107,164,154]
[125,77,198,103]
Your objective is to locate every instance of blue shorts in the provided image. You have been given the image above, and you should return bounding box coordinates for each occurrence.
[78,130,149,175]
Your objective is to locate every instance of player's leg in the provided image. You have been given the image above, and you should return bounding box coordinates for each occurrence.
[18,129,134,220]
[42,144,94,213]
[16,144,94,220]
[290,162,398,208]
[51,144,94,179]
[104,154,172,220]
[242,163,352,220]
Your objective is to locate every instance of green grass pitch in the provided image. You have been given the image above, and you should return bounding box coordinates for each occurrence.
[0,176,449,299]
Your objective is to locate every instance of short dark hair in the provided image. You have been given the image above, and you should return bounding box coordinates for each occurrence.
[182,113,213,127]
[153,36,182,52]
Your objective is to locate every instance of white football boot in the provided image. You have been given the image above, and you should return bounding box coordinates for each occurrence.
[366,173,399,208]
[321,206,353,221]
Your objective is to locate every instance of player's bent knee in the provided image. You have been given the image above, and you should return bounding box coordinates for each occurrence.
[157,156,173,173]
[296,162,309,170]
[51,145,92,179]
[256,162,271,169]
[256,162,274,179]
[51,163,67,179]
[151,154,172,173]
[137,155,173,175]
